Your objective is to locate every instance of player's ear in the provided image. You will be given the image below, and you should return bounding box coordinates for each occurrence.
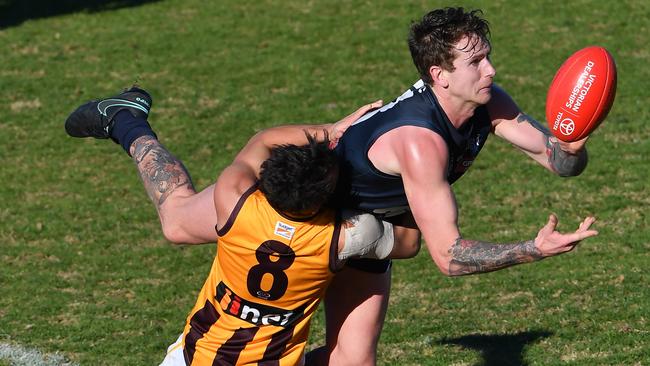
[429,65,448,88]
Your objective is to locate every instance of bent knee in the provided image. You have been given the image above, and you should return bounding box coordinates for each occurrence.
[392,240,421,259]
[329,344,376,366]
[327,326,380,366]
[390,235,421,259]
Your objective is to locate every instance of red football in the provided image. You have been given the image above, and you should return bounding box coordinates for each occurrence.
[546,46,617,142]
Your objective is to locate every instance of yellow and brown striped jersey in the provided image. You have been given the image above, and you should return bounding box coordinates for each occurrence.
[181,184,341,365]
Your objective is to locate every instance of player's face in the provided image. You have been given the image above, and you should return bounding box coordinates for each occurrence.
[444,36,495,106]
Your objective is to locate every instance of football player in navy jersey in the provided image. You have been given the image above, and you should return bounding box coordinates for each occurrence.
[302,8,597,365]
[306,9,598,365]
[65,6,600,366]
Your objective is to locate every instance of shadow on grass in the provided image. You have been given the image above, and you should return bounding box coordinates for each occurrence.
[437,330,553,366]
[0,0,161,29]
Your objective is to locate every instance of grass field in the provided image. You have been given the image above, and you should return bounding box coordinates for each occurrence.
[1,0,648,365]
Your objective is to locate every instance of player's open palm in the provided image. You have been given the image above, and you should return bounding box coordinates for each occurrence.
[534,214,598,256]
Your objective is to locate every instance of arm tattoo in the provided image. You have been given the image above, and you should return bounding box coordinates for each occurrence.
[547,140,588,177]
[517,114,587,176]
[448,238,544,276]
[517,113,552,136]
[131,136,195,206]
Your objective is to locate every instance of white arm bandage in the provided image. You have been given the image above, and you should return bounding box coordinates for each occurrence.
[338,209,394,261]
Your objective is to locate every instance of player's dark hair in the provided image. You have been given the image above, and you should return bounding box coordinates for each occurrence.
[408,7,491,84]
[259,131,339,217]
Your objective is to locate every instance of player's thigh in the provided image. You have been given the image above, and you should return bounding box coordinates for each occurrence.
[325,265,391,361]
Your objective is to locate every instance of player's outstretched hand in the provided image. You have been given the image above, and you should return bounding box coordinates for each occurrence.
[534,214,598,257]
[328,100,383,149]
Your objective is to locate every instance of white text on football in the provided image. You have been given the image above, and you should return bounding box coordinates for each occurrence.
[565,61,596,113]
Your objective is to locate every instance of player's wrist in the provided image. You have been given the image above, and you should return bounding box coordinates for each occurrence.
[547,140,588,177]
[530,238,548,259]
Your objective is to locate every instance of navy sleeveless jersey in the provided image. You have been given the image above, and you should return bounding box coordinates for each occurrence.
[334,80,492,217]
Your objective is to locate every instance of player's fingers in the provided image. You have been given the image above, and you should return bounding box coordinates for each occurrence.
[541,214,558,234]
[536,215,557,246]
[559,136,589,154]
[577,216,596,231]
[566,229,599,243]
[367,99,383,110]
[346,100,383,121]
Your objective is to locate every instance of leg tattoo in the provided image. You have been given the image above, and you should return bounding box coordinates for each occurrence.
[130,135,195,207]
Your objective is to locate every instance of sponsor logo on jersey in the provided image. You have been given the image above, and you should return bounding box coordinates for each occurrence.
[216,282,305,328]
[274,221,295,240]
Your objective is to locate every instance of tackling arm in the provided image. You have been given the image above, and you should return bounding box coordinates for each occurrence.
[136,101,382,245]
[215,100,385,242]
[231,100,383,180]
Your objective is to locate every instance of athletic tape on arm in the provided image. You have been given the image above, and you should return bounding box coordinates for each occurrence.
[338,209,394,261]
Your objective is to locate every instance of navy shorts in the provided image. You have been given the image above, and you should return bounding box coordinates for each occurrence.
[345,258,391,273]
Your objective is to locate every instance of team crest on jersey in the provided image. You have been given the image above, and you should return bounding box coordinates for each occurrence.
[469,133,483,155]
[274,221,295,240]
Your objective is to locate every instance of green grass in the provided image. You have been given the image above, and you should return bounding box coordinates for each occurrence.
[1,0,648,365]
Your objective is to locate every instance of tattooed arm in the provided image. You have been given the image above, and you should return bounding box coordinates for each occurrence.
[448,238,542,276]
[487,85,588,176]
[448,214,597,276]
